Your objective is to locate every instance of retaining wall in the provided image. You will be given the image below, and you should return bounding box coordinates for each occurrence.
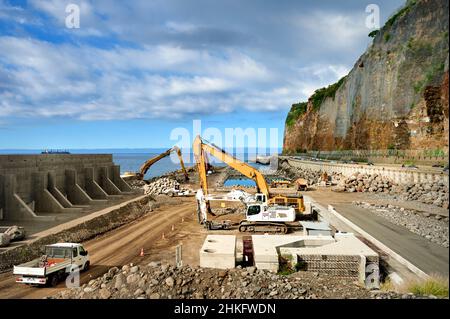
[283,158,449,186]
[0,154,135,221]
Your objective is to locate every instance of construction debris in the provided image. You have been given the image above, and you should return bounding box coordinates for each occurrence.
[391,182,449,209]
[143,177,189,196]
[0,226,26,241]
[0,226,26,247]
[278,160,343,186]
[333,173,394,193]
[127,179,147,190]
[0,233,10,247]
[51,263,439,299]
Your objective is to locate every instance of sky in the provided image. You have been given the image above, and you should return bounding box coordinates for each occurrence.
[0,0,405,149]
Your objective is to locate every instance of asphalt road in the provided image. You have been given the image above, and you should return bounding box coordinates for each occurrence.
[319,200,449,276]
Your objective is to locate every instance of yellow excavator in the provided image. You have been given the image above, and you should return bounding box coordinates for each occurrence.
[193,135,305,233]
[135,146,189,181]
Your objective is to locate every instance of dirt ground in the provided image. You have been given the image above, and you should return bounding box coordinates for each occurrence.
[0,197,200,299]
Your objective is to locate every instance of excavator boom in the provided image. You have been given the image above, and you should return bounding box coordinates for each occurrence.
[193,135,269,197]
[137,146,189,181]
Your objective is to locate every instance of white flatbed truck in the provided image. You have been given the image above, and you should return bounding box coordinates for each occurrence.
[13,243,90,286]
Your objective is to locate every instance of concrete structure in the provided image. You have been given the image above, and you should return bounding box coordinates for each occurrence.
[0,154,135,221]
[252,235,335,272]
[252,234,379,288]
[299,221,332,236]
[283,158,448,186]
[200,235,236,269]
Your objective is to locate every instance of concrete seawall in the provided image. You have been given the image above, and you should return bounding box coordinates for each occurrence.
[0,154,136,221]
[282,157,449,186]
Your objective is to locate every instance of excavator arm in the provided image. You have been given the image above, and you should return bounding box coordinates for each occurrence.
[137,146,189,181]
[193,135,270,197]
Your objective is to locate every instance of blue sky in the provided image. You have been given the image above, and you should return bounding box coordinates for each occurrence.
[0,0,405,149]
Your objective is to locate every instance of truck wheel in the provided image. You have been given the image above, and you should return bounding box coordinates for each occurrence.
[83,261,90,272]
[167,191,175,197]
[239,225,247,232]
[49,274,59,287]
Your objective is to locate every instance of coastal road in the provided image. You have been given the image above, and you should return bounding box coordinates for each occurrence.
[309,191,449,277]
[0,200,197,299]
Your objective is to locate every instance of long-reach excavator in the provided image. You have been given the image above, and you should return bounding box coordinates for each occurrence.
[193,135,305,234]
[136,146,189,181]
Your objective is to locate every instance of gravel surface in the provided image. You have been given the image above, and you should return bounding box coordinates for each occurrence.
[353,201,449,248]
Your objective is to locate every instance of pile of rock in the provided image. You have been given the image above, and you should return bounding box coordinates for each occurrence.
[353,201,449,248]
[391,182,449,209]
[333,173,394,193]
[143,177,179,196]
[127,179,146,190]
[52,263,424,299]
[279,161,343,186]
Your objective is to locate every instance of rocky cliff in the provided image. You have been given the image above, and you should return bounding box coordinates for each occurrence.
[283,0,449,153]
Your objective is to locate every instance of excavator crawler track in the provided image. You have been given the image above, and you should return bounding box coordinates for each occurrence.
[238,221,288,234]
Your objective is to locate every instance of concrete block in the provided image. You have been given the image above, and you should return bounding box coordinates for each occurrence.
[252,235,336,272]
[200,235,236,269]
[279,234,379,288]
[300,221,332,236]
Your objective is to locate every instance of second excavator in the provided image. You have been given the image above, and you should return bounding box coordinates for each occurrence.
[135,146,189,181]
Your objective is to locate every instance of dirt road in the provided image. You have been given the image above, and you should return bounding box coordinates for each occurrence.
[0,200,197,299]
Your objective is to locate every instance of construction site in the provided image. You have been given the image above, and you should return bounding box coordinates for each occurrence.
[0,136,448,299]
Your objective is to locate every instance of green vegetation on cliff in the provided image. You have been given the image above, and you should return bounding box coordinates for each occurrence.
[310,76,347,110]
[286,102,307,127]
[285,75,347,127]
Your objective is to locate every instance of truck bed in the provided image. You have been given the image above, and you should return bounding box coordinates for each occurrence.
[13,258,71,277]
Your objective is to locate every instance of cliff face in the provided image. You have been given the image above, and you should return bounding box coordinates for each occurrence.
[283,0,449,153]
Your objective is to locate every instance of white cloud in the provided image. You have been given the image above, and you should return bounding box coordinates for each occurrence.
[292,10,369,52]
[1,1,396,125]
[0,36,281,121]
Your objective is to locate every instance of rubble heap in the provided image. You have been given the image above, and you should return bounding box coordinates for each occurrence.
[279,161,343,186]
[51,263,430,300]
[391,182,449,209]
[333,172,449,209]
[333,173,394,193]
[127,179,146,190]
[143,177,180,196]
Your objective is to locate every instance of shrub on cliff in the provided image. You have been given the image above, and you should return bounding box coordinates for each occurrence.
[310,76,347,110]
[286,102,308,127]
